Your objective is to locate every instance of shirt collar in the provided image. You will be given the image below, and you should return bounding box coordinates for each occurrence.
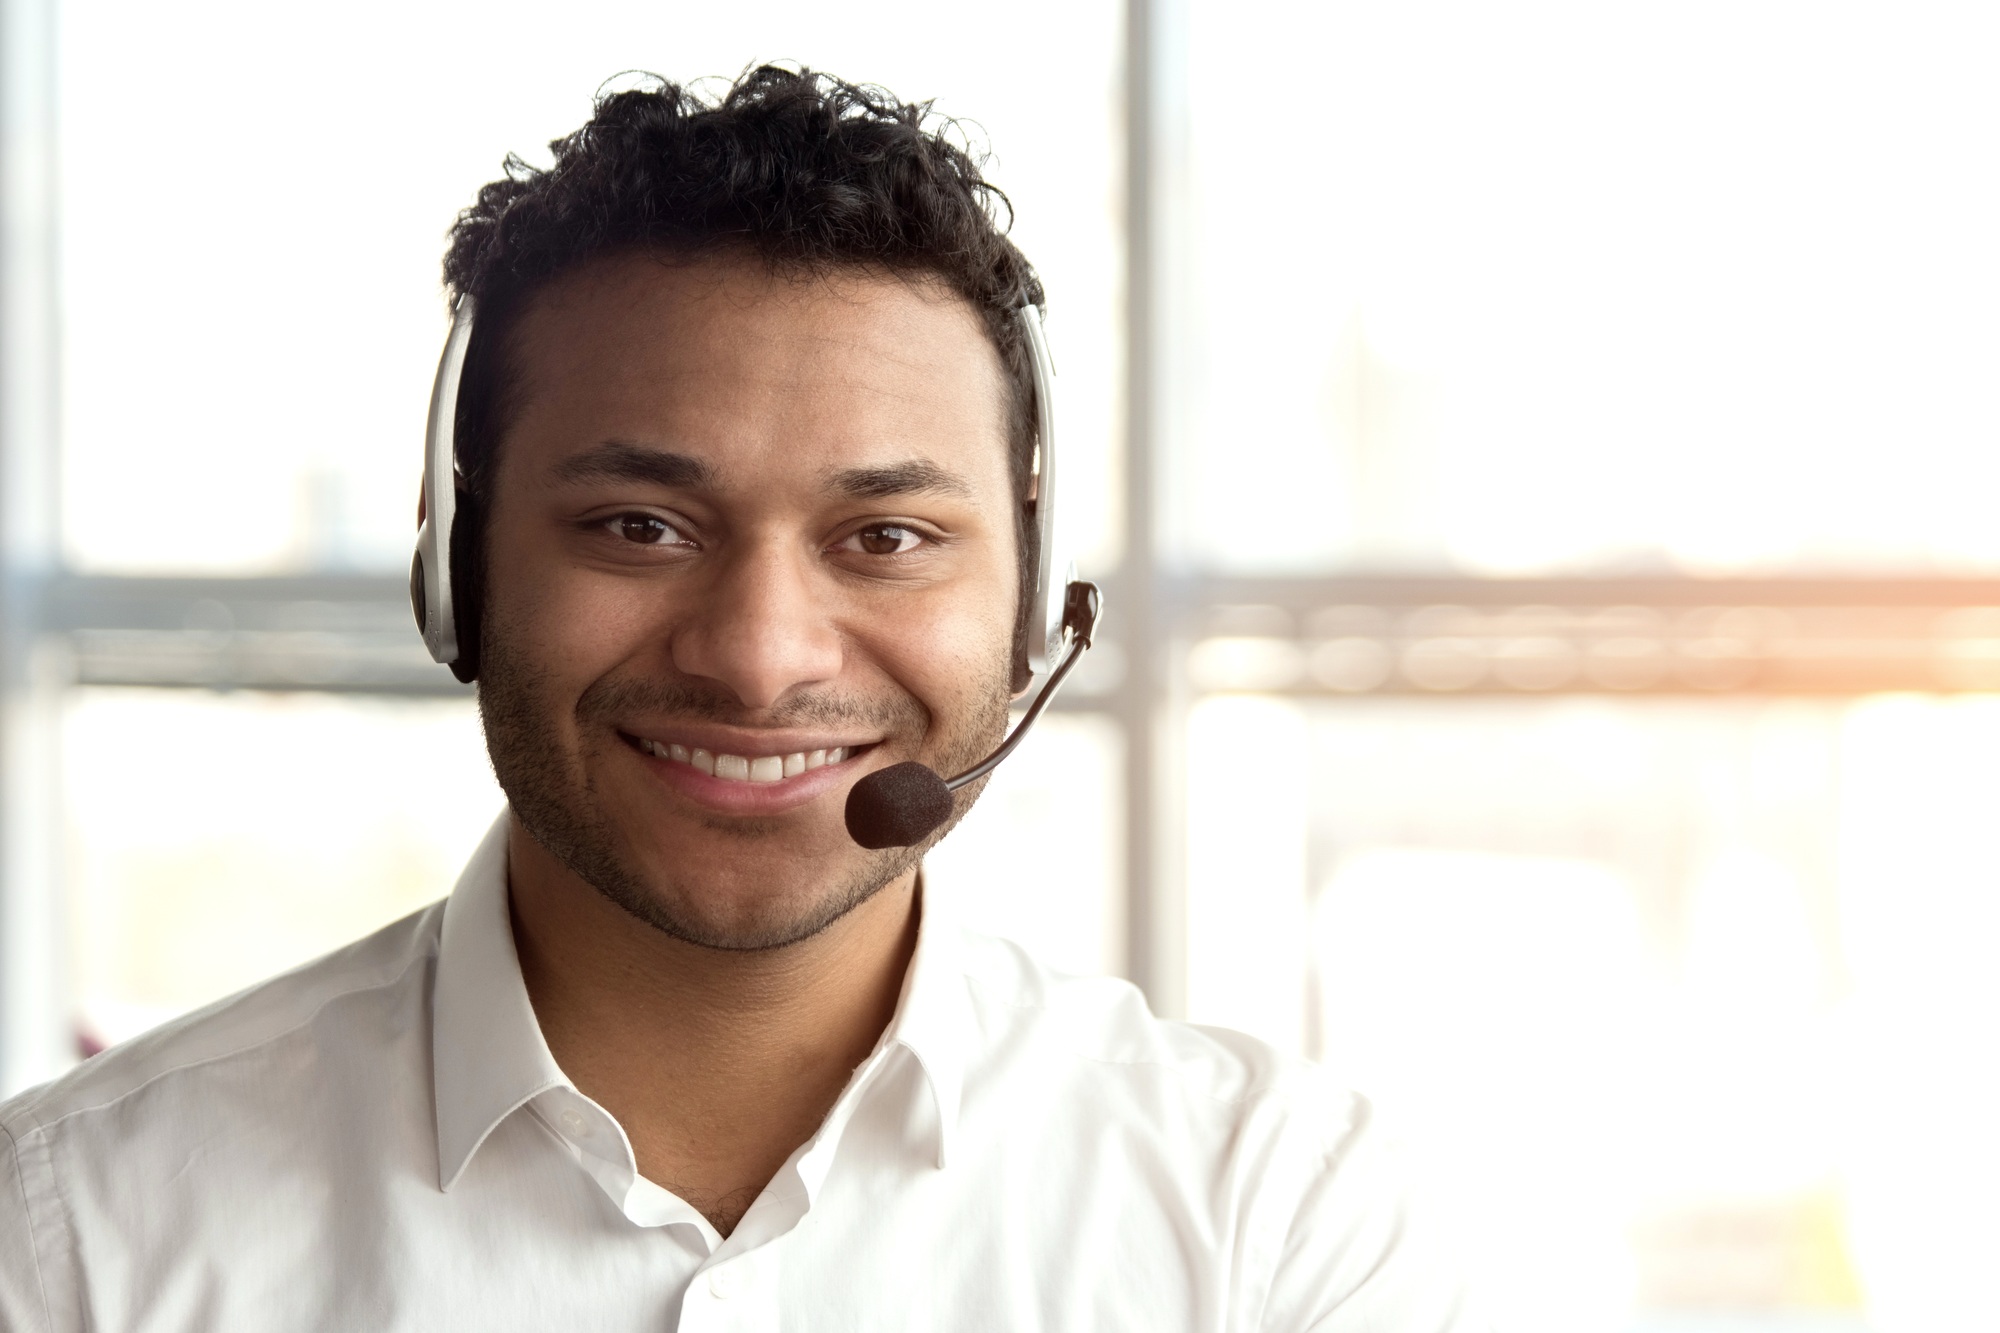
[431,813,568,1192]
[873,870,969,1170]
[430,811,975,1191]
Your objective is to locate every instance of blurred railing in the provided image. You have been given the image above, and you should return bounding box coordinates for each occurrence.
[43,572,2000,698]
[1171,576,2000,696]
[43,574,461,696]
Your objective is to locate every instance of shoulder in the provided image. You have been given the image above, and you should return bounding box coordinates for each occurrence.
[954,936,1488,1328]
[0,903,447,1333]
[954,928,1364,1151]
[948,933,1491,1327]
[1,900,443,1145]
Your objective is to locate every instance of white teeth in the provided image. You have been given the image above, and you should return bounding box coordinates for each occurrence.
[645,740,861,782]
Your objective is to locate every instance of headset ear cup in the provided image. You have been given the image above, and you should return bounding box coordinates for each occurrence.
[1011,492,1038,694]
[446,487,481,684]
[409,551,428,632]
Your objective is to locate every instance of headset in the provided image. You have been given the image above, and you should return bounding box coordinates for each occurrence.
[410,295,476,672]
[411,292,1101,848]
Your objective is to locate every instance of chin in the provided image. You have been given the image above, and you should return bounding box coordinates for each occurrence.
[612,871,891,952]
[598,820,918,953]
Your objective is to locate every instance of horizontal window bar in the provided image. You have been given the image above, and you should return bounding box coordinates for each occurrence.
[35,572,2000,697]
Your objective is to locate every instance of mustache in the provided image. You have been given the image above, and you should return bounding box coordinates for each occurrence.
[575,675,931,736]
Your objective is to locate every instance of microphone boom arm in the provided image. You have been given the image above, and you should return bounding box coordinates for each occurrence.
[945,583,1098,791]
[842,581,1101,850]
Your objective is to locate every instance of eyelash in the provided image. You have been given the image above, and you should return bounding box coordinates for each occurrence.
[602,513,693,547]
[840,523,929,556]
[588,513,939,560]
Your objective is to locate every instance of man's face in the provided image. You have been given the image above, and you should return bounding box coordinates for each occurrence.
[477,251,1019,950]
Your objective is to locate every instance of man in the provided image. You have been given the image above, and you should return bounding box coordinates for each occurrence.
[1,68,1480,1329]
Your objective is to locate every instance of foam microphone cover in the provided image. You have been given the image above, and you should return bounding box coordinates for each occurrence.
[845,761,955,850]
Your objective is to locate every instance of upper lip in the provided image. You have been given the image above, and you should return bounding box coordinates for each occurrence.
[617,724,882,756]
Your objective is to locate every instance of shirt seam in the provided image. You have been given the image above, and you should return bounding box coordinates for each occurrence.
[0,1119,57,1331]
[1064,1049,1290,1109]
[8,940,437,1142]
[960,975,1305,1111]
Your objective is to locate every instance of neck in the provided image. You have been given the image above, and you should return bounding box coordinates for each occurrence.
[506,817,921,1235]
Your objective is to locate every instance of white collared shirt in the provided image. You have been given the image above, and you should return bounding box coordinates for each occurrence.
[1,814,1483,1331]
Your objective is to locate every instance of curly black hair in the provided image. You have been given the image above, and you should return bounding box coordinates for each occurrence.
[440,65,1046,685]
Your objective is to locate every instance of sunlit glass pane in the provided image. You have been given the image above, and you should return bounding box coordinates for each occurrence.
[1184,692,2000,1332]
[1177,1,2000,576]
[65,690,502,1047]
[58,0,1123,574]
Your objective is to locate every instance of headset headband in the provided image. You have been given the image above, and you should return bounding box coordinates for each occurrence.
[1017,302,1067,680]
[411,294,476,667]
[413,296,1072,684]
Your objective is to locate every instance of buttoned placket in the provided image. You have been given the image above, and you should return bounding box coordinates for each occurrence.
[671,1072,881,1333]
[676,1245,784,1333]
[525,1037,931,1331]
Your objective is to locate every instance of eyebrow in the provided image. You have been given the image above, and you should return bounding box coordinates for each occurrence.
[551,440,716,489]
[827,459,974,501]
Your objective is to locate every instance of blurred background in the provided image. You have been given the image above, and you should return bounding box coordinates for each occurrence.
[3,1,1998,1328]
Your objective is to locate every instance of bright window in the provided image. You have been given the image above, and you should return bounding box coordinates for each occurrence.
[5,4,1995,1331]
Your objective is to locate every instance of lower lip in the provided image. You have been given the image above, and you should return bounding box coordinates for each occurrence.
[623,736,867,816]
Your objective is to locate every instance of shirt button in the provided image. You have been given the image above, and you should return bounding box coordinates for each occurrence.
[559,1109,588,1137]
[707,1264,740,1299]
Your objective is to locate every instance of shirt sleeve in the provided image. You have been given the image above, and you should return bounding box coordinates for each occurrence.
[0,1121,57,1333]
[1258,1093,1492,1333]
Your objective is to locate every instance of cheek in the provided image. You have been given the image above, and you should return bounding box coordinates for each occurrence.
[864,566,1018,722]
[482,521,658,684]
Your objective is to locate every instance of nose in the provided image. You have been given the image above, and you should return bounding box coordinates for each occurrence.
[668,538,844,710]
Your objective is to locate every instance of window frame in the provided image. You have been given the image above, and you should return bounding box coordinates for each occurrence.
[6,0,1998,1084]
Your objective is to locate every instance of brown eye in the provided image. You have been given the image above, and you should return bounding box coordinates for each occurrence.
[855,525,920,555]
[619,515,673,544]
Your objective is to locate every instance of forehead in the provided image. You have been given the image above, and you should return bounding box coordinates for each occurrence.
[498,250,1013,491]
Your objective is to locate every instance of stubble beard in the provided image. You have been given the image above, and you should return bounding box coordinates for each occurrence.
[477,631,1010,952]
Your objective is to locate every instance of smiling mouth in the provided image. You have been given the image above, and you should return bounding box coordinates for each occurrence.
[622,734,868,784]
